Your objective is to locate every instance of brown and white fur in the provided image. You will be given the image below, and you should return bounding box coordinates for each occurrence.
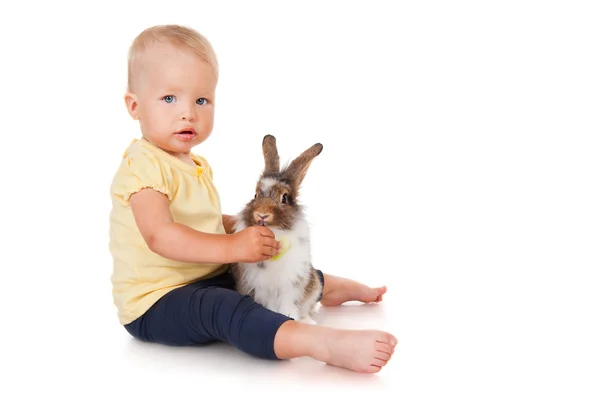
[231,135,323,324]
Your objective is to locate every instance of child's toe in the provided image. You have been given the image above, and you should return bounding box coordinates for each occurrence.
[376,342,394,356]
[377,333,397,347]
[364,365,382,373]
[371,357,388,367]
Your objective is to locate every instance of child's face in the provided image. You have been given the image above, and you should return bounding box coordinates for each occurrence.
[125,43,217,156]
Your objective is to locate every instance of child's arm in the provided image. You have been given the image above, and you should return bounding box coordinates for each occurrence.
[130,188,280,264]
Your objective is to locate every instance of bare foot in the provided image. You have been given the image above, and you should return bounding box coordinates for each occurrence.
[274,321,397,374]
[317,329,397,373]
[321,274,387,306]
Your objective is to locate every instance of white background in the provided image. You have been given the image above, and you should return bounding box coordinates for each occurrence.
[1,1,599,399]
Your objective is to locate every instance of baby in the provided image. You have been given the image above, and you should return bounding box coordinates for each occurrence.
[109,24,397,373]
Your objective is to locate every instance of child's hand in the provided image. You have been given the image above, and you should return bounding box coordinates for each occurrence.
[232,226,281,263]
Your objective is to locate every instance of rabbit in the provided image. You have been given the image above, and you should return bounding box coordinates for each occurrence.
[230,134,324,324]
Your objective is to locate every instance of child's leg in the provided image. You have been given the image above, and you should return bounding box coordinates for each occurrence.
[124,272,291,360]
[319,272,388,306]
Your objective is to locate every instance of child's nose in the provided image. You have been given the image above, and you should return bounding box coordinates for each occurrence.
[180,104,197,121]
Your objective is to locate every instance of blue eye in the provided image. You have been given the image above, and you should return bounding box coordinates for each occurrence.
[196,98,207,105]
[163,95,175,103]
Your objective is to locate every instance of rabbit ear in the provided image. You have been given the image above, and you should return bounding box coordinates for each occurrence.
[285,142,323,189]
[262,134,280,174]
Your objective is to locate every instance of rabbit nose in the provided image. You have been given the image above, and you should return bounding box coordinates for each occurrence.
[254,213,271,226]
[254,212,272,221]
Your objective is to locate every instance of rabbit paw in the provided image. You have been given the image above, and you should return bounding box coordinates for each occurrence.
[281,311,300,321]
[276,305,299,320]
[298,316,317,325]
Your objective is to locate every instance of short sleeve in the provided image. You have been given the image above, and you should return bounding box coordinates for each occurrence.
[112,149,172,204]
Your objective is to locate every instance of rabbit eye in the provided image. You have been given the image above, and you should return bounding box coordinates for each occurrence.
[281,193,288,204]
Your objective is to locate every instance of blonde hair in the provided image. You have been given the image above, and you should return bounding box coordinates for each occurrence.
[127,24,219,91]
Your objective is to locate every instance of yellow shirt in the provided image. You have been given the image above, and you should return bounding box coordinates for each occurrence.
[109,138,228,325]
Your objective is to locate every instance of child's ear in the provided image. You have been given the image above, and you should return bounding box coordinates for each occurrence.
[124,92,140,120]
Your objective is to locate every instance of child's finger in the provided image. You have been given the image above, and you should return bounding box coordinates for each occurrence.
[263,245,278,256]
[258,226,275,238]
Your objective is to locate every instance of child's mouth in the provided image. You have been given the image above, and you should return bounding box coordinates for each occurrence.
[175,130,197,141]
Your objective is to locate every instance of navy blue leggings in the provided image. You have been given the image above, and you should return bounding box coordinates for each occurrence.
[124,269,324,360]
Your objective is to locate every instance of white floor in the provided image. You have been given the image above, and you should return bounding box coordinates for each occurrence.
[9,265,599,400]
[111,300,402,397]
[11,288,403,399]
